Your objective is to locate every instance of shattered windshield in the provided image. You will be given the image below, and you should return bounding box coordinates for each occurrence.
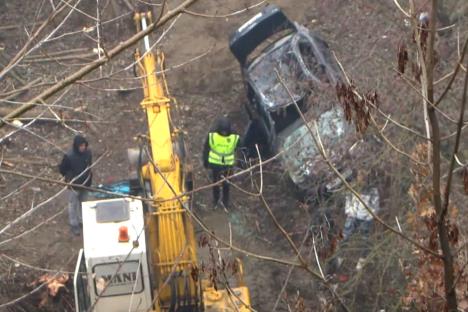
[248,27,338,110]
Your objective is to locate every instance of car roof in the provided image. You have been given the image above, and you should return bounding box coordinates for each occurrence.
[245,28,341,111]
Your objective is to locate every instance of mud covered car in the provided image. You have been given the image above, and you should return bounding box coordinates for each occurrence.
[230,5,366,197]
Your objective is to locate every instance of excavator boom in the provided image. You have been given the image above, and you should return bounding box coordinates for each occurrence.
[73,10,251,312]
[134,11,199,311]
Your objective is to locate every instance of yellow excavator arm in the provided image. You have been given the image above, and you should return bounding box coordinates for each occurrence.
[134,11,251,312]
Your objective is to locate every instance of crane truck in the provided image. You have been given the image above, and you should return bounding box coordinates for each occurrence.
[73,11,251,312]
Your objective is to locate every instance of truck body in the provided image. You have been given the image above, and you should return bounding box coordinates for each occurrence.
[74,198,152,311]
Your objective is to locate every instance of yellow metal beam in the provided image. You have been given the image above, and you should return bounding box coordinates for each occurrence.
[135,12,198,308]
[134,11,251,311]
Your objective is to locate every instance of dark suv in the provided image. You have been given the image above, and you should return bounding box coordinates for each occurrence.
[230,5,361,196]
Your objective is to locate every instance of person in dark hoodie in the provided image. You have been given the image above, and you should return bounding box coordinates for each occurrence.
[203,116,240,209]
[59,135,92,236]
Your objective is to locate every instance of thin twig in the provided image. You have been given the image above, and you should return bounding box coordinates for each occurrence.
[0,151,107,239]
[0,255,74,309]
[255,144,264,195]
[440,61,468,223]
[0,0,199,127]
[392,0,411,18]
[183,1,266,18]
[58,0,96,21]
[435,38,468,106]
[0,78,42,101]
[312,236,325,279]
[0,254,74,274]
[259,193,309,267]
[0,1,68,80]
[272,231,310,311]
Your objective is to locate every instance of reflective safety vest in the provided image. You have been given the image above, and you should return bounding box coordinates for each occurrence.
[208,132,239,166]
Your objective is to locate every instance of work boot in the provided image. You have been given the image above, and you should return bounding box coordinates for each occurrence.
[222,197,230,209]
[71,225,81,236]
[220,200,229,213]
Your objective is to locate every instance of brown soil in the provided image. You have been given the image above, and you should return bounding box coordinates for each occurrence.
[1,0,467,311]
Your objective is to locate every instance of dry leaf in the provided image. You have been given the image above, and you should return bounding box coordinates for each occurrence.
[397,43,409,74]
[458,299,468,311]
[28,273,69,308]
[47,279,66,297]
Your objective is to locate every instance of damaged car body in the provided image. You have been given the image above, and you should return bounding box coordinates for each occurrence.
[230,5,363,197]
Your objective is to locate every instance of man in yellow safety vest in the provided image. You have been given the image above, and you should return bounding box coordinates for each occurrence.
[203,116,240,209]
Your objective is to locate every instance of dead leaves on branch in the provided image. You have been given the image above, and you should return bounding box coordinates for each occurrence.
[401,49,426,83]
[396,13,430,83]
[403,258,446,312]
[28,273,69,308]
[336,82,378,134]
[409,144,431,180]
[397,43,409,75]
[403,144,466,310]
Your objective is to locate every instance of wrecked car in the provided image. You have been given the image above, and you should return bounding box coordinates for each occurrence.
[230,5,362,197]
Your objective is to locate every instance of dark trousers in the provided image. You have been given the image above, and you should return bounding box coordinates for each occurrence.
[68,189,88,227]
[211,167,231,206]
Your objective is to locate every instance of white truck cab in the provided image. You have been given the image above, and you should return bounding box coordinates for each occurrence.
[73,198,153,312]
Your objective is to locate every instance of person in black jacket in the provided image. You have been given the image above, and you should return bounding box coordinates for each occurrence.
[59,135,92,236]
[203,117,240,209]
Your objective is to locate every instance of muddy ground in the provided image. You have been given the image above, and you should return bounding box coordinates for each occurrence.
[1,0,467,311]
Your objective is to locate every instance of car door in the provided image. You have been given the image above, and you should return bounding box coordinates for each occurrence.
[259,105,277,154]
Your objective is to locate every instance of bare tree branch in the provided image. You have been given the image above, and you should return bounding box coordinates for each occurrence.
[425,1,458,309]
[435,38,468,106]
[0,0,199,128]
[440,63,468,222]
[0,1,68,80]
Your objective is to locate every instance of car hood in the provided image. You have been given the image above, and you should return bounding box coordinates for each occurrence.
[279,106,354,189]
